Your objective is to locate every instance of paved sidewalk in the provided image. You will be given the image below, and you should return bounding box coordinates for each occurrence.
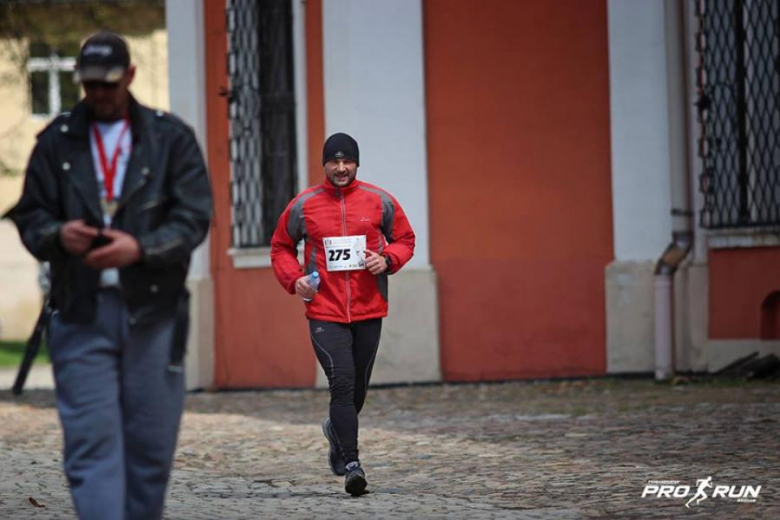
[0,365,54,391]
[0,379,777,519]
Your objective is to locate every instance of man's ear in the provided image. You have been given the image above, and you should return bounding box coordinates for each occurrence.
[126,65,137,86]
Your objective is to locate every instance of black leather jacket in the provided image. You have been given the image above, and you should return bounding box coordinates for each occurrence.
[6,97,212,324]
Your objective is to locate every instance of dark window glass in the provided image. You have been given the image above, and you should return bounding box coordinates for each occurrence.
[60,71,80,110]
[30,71,49,115]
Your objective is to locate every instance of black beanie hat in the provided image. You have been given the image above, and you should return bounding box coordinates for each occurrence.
[322,133,359,165]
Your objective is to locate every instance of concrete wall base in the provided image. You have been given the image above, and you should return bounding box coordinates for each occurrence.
[607,259,711,375]
[606,260,655,373]
[316,267,440,388]
[185,276,214,391]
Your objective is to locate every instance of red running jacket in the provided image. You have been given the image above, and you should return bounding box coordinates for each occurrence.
[270,179,415,323]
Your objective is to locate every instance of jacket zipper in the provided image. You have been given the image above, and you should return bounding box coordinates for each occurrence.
[339,189,351,322]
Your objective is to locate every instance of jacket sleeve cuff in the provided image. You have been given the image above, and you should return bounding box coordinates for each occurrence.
[40,223,68,261]
[137,234,183,266]
[382,253,397,275]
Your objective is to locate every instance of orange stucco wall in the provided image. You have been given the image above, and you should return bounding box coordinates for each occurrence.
[709,247,780,339]
[424,0,613,380]
[205,0,318,388]
[306,0,325,187]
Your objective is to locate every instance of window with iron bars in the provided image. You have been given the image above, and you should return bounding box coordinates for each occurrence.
[696,0,780,229]
[226,0,298,248]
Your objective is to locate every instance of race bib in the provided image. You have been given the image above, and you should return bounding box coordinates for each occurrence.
[323,235,366,271]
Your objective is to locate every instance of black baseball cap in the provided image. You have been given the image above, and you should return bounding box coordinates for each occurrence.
[74,31,130,83]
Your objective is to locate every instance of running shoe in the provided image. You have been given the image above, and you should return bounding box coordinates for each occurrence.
[322,418,347,476]
[344,461,368,496]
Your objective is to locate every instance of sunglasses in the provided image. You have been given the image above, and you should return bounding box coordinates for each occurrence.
[82,81,121,90]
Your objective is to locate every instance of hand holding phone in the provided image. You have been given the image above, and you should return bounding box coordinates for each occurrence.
[59,220,100,256]
[91,231,112,250]
[84,229,141,269]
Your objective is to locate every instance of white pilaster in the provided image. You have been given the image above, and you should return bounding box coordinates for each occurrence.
[607,0,674,373]
[319,0,440,384]
[166,0,214,390]
[322,0,430,268]
[609,0,673,261]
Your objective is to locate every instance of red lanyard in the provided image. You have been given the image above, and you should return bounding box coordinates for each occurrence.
[92,118,130,201]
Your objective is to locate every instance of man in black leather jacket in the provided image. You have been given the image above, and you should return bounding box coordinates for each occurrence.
[6,31,211,520]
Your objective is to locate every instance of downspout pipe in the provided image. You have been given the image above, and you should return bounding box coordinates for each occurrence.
[654,0,694,381]
[653,230,692,380]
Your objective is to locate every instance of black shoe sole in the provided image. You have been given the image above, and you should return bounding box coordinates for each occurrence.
[345,472,368,496]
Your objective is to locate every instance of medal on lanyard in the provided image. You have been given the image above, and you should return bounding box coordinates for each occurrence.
[93,118,130,218]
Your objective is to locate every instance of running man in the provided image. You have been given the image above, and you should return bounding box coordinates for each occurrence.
[686,476,713,508]
[270,133,415,495]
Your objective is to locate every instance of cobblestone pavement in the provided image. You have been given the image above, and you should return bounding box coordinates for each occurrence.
[0,378,778,519]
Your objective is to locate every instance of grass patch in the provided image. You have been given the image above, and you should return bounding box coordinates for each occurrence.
[0,340,49,368]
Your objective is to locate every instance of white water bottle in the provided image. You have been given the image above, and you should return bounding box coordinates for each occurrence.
[303,271,320,302]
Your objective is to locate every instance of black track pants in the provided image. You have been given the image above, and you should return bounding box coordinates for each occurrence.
[309,318,382,463]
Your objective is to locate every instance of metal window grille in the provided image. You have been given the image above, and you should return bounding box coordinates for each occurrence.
[696,0,780,229]
[227,0,298,247]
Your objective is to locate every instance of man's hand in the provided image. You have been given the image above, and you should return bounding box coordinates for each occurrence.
[295,275,316,300]
[364,249,388,275]
[83,229,141,269]
[59,220,100,256]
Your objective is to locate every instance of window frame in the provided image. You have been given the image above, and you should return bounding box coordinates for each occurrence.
[27,52,77,118]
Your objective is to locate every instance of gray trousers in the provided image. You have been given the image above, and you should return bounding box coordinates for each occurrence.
[48,289,185,520]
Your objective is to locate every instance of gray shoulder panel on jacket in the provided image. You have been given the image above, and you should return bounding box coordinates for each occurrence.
[359,185,395,242]
[287,188,324,242]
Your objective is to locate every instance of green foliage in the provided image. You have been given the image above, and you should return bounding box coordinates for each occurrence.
[0,1,166,73]
[0,339,49,367]
[0,1,166,40]
[0,1,166,177]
